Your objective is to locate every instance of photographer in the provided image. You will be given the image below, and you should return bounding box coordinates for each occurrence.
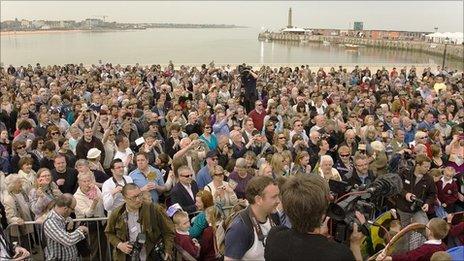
[395,154,436,251]
[105,183,175,261]
[239,65,258,113]
[265,175,365,261]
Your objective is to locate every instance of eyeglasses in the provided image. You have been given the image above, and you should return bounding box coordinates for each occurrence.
[180,174,193,178]
[126,193,143,201]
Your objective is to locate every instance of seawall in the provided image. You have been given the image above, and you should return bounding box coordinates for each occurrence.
[258,32,464,63]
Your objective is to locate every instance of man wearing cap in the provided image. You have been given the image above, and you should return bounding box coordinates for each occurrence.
[195,150,218,190]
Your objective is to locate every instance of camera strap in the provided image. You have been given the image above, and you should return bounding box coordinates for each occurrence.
[112,177,127,187]
[247,207,275,247]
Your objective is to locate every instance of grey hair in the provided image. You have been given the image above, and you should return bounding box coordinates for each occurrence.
[77,171,95,182]
[75,159,89,168]
[4,174,22,192]
[235,158,247,168]
[320,155,334,165]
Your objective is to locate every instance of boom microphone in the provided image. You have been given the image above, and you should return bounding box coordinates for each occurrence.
[366,173,403,197]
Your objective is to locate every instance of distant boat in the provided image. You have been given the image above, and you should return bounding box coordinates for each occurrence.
[344,44,359,50]
[429,44,437,48]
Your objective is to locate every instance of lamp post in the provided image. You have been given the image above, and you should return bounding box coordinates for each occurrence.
[442,37,449,68]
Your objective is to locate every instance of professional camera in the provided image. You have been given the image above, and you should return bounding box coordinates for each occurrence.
[410,195,425,212]
[327,173,403,243]
[238,64,252,77]
[130,233,146,261]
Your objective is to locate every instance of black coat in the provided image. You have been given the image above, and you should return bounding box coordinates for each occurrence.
[170,181,199,214]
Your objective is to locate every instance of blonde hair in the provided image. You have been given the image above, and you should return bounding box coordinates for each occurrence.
[172,210,189,226]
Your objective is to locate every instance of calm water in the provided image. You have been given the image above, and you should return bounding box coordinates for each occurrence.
[0,27,459,68]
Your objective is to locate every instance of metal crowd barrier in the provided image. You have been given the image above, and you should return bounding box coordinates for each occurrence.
[4,217,110,261]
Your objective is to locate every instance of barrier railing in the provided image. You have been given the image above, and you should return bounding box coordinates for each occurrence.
[4,217,110,261]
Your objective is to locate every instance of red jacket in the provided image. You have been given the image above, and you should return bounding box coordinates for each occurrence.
[449,222,464,245]
[200,226,219,261]
[248,109,266,131]
[175,232,200,260]
[392,242,447,261]
[435,179,459,208]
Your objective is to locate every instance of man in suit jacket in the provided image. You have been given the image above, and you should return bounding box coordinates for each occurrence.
[170,166,199,214]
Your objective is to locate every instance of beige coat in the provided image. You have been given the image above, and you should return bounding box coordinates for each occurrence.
[74,185,105,219]
[2,191,34,237]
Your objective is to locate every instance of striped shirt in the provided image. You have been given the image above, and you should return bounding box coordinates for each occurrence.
[43,209,85,261]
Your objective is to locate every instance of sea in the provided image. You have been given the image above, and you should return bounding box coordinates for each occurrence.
[1,27,461,69]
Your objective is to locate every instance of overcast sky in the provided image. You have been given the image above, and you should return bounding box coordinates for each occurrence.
[1,1,463,32]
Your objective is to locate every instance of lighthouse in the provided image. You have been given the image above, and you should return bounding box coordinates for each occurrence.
[287,8,292,28]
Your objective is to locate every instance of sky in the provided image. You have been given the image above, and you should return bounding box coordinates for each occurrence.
[1,1,463,32]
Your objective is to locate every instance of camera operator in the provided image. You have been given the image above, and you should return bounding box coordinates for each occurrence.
[238,65,258,113]
[395,154,437,251]
[105,183,175,261]
[265,175,365,261]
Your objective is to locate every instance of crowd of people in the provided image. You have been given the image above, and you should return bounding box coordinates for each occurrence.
[0,61,463,260]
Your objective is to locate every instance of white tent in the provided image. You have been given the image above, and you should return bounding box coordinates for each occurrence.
[281,27,308,34]
[426,32,463,44]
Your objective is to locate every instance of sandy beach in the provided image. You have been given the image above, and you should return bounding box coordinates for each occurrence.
[0,29,85,36]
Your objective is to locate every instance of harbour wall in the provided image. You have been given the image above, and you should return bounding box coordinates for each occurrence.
[258,32,464,63]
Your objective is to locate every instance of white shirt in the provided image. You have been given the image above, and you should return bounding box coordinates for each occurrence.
[242,219,272,260]
[424,239,442,245]
[114,148,134,166]
[181,183,194,201]
[440,177,453,189]
[101,176,133,214]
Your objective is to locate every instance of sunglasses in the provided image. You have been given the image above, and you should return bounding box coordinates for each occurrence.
[214,172,224,176]
[181,174,193,178]
[51,132,60,135]
[16,145,26,150]
[340,154,350,157]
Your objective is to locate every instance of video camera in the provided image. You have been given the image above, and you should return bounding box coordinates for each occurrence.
[327,173,403,243]
[238,64,252,77]
[130,233,146,261]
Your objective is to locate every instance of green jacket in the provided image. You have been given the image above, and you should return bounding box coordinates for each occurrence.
[105,203,175,261]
